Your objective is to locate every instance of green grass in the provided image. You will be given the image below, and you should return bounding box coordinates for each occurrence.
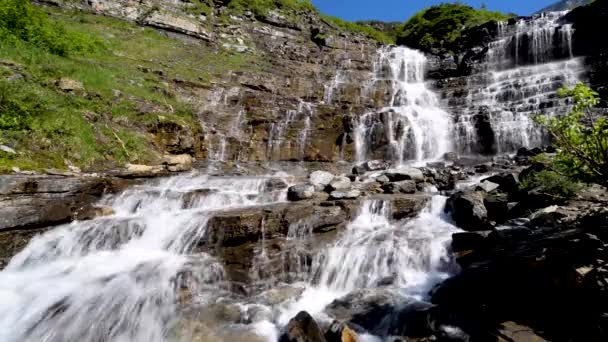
[227,0,317,17]
[321,14,395,44]
[0,4,257,173]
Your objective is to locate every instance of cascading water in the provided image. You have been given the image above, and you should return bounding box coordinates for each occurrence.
[355,46,453,164]
[0,173,290,342]
[454,12,585,154]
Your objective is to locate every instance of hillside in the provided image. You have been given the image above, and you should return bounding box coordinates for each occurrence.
[0,0,387,173]
[536,0,592,13]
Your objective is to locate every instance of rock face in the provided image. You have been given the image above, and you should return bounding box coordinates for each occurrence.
[430,192,608,341]
[0,175,127,231]
[288,184,315,201]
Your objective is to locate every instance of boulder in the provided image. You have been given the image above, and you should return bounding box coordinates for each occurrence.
[484,195,509,223]
[329,190,360,200]
[475,180,499,193]
[382,180,416,194]
[385,168,424,182]
[483,173,518,194]
[280,311,326,342]
[288,184,315,201]
[391,195,430,220]
[328,176,351,192]
[445,191,490,231]
[310,171,334,191]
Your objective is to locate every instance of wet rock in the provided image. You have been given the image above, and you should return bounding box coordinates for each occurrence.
[162,154,193,172]
[310,171,334,191]
[444,152,459,161]
[326,289,433,337]
[475,180,499,193]
[74,205,115,221]
[390,195,431,220]
[288,184,315,201]
[382,180,417,194]
[376,175,390,184]
[427,161,446,169]
[265,178,289,192]
[474,163,491,173]
[280,311,327,342]
[352,160,391,175]
[385,168,425,182]
[445,191,490,231]
[364,160,391,172]
[328,176,351,192]
[329,190,360,200]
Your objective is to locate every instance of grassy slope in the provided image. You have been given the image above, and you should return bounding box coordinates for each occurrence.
[0,6,253,172]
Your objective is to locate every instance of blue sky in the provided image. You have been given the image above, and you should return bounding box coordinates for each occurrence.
[310,0,557,22]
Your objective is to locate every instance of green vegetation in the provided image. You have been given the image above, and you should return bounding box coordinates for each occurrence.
[0,1,254,173]
[535,83,608,187]
[521,168,583,199]
[226,0,317,17]
[0,0,102,56]
[321,15,395,44]
[396,3,512,54]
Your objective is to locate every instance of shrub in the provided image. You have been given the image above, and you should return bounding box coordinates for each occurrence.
[536,83,608,187]
[0,79,32,130]
[0,0,102,56]
[321,15,395,44]
[396,3,512,54]
[520,168,583,199]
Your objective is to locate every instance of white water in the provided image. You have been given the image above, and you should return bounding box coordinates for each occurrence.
[355,46,453,164]
[277,195,459,327]
[454,12,584,154]
[0,174,290,342]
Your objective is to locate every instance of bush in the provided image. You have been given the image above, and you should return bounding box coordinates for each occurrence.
[520,168,583,199]
[536,83,608,187]
[321,15,395,44]
[0,0,102,56]
[396,3,511,54]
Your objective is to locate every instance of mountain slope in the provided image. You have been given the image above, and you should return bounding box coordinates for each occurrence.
[536,0,592,13]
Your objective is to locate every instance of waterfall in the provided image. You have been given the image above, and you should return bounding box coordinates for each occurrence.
[278,195,459,325]
[0,174,289,342]
[455,12,585,154]
[355,46,453,164]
